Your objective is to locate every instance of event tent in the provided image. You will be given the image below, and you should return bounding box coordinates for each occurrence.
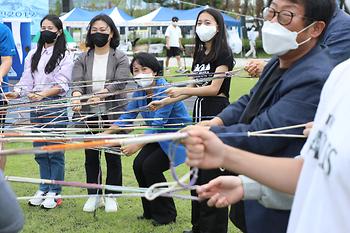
[101,7,134,25]
[127,6,240,27]
[60,7,134,27]
[127,7,183,26]
[182,6,241,27]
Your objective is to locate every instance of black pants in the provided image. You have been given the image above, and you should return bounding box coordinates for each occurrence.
[230,202,247,233]
[191,96,246,233]
[84,115,122,194]
[133,143,176,224]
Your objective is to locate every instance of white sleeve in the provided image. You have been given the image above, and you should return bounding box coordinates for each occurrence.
[240,175,294,210]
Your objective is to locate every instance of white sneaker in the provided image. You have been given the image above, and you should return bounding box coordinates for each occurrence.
[104,197,118,213]
[28,190,47,206]
[83,196,105,212]
[41,192,62,209]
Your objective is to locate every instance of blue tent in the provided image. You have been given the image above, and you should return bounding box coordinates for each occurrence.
[181,7,241,27]
[60,8,96,23]
[148,7,184,21]
[60,7,134,27]
[128,6,240,27]
[101,7,134,21]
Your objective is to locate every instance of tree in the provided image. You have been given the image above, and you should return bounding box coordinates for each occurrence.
[55,0,61,15]
[255,0,264,17]
[241,0,249,15]
[233,0,241,14]
[255,0,264,31]
[107,0,122,8]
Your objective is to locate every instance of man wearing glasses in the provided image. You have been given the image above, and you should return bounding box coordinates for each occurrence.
[165,16,184,73]
[197,0,336,233]
[245,1,350,77]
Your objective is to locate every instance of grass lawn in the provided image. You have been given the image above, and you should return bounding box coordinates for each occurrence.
[5,72,257,233]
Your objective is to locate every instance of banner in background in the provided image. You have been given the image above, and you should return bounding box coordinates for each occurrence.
[3,18,31,80]
[0,0,49,35]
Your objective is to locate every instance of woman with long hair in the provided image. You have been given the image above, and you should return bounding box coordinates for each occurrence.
[71,14,129,213]
[149,8,235,233]
[6,14,73,209]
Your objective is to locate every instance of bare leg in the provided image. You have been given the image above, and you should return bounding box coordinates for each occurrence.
[165,57,170,70]
[175,55,182,69]
[252,45,256,58]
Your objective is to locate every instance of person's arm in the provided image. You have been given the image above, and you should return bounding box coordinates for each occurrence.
[28,85,62,101]
[71,53,87,111]
[244,60,267,78]
[50,51,74,96]
[194,172,295,209]
[0,171,24,233]
[148,93,189,109]
[120,142,145,156]
[71,53,86,95]
[71,90,82,112]
[178,27,183,50]
[107,92,140,133]
[239,175,293,210]
[12,50,35,96]
[303,121,313,137]
[154,65,230,110]
[105,52,130,94]
[0,56,12,82]
[145,95,176,135]
[149,70,227,110]
[220,145,303,195]
[183,126,303,194]
[165,27,170,49]
[0,24,15,83]
[166,37,170,49]
[167,65,228,97]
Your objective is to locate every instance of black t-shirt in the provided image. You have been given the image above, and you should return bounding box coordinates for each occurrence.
[191,49,235,98]
[240,66,287,124]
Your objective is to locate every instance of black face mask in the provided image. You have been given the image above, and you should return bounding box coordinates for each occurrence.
[91,32,109,47]
[40,30,58,44]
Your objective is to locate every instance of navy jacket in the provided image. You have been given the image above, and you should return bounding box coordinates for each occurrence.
[211,45,335,233]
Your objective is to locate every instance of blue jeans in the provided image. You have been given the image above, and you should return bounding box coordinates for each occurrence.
[30,103,67,194]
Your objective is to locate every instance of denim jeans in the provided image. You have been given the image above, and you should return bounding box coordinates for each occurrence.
[30,102,67,194]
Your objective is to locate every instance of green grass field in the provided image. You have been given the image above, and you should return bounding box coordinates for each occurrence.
[5,75,257,233]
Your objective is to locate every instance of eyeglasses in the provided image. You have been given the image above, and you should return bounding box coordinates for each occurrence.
[262,7,307,26]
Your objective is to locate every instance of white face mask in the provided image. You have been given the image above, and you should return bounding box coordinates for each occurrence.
[134,73,154,88]
[196,25,217,42]
[262,21,315,56]
[172,22,178,26]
